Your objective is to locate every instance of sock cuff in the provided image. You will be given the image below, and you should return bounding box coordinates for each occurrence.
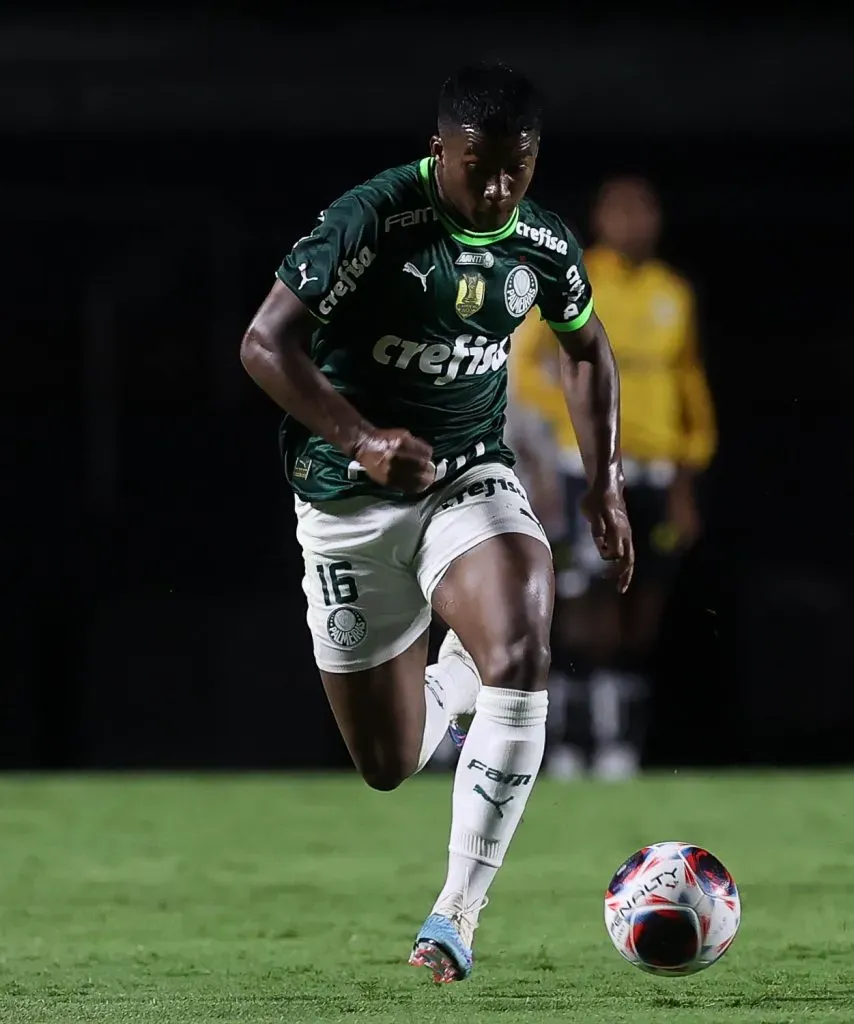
[475,687,548,727]
[448,829,504,868]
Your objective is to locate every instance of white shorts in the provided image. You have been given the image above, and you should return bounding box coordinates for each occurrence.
[294,462,551,673]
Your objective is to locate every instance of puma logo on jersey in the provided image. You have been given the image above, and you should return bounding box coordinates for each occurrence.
[516,221,569,255]
[372,332,510,385]
[402,262,435,291]
[297,263,318,290]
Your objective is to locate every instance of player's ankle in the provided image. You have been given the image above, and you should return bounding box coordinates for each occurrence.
[429,660,479,718]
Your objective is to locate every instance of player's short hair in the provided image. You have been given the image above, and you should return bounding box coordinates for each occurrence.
[438,62,543,137]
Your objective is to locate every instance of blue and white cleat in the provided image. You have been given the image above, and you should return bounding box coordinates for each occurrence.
[408,912,475,983]
[438,628,481,752]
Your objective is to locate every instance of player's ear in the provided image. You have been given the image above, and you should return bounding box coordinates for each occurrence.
[429,135,443,161]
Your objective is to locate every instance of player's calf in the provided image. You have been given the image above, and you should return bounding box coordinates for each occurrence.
[411,683,549,981]
[410,533,554,980]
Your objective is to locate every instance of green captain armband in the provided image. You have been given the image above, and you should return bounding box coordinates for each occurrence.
[547,296,594,333]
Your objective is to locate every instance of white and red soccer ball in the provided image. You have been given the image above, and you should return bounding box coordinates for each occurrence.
[604,841,741,975]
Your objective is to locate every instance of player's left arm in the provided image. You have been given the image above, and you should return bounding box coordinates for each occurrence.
[538,246,633,591]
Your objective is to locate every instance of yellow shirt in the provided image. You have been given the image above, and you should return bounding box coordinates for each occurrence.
[509,246,717,468]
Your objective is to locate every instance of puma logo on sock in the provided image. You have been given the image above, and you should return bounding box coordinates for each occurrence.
[473,784,514,818]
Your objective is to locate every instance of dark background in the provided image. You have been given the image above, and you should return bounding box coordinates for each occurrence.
[3,8,851,771]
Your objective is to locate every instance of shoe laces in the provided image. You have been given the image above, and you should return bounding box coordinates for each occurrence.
[434,894,489,949]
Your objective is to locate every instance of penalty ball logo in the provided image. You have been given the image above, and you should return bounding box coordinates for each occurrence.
[326,607,368,648]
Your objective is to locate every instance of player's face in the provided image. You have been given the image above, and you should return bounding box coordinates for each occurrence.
[432,127,538,232]
[593,181,661,260]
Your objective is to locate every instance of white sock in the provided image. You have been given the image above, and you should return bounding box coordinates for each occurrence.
[415,656,481,773]
[431,687,548,929]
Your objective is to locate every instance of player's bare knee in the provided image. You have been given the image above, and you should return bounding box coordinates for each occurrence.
[358,752,415,792]
[480,634,551,692]
[361,769,406,792]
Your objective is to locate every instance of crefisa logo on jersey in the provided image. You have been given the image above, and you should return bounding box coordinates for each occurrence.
[504,265,539,317]
[318,247,375,317]
[372,332,511,385]
[516,221,569,255]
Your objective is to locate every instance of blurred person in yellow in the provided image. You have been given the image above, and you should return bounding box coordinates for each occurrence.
[509,176,716,779]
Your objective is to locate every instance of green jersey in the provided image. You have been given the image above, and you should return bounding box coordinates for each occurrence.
[275,157,594,503]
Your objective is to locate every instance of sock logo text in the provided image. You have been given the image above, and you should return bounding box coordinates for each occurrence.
[467,758,532,787]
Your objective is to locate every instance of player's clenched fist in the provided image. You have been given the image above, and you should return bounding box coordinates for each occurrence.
[581,483,635,594]
[353,428,436,494]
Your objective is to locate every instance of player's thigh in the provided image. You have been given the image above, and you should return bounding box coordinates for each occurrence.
[296,498,432,788]
[418,464,555,691]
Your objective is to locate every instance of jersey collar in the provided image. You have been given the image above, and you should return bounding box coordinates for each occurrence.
[418,156,519,247]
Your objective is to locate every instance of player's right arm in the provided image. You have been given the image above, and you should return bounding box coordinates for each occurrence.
[240,195,434,494]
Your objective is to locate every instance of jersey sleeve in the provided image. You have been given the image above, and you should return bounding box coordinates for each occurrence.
[276,191,381,324]
[535,223,595,333]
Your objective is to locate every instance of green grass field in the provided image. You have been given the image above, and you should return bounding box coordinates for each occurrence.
[0,772,852,1023]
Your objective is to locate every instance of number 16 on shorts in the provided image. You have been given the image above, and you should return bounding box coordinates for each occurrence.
[315,560,359,606]
[314,561,368,649]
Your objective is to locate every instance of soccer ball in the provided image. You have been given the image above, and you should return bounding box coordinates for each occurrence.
[603,841,741,976]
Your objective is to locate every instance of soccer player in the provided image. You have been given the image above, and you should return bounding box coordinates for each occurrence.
[240,63,633,982]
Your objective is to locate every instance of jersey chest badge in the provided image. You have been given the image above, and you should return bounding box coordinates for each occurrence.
[455,250,495,270]
[455,271,486,320]
[504,265,539,317]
